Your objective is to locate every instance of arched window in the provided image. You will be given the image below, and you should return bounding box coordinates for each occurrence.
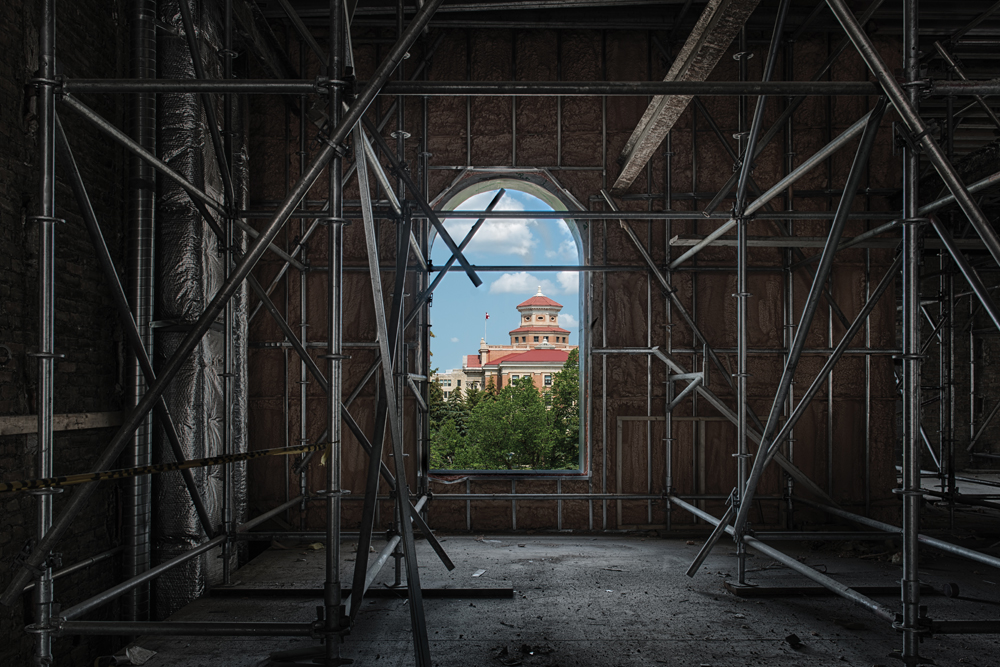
[427,179,584,473]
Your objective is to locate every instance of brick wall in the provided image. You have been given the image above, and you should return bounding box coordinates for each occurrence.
[0,0,127,664]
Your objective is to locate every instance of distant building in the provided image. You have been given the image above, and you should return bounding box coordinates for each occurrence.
[434,367,471,401]
[440,287,578,394]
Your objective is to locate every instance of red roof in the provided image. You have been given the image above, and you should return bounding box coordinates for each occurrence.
[463,354,482,369]
[517,294,562,309]
[508,326,570,335]
[485,348,571,367]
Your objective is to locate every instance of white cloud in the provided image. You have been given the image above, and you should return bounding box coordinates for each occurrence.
[450,337,459,343]
[445,190,538,257]
[557,271,579,294]
[560,313,579,329]
[544,224,579,261]
[545,237,578,260]
[489,272,555,295]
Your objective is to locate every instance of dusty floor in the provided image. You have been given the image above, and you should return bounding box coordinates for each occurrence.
[123,528,1000,667]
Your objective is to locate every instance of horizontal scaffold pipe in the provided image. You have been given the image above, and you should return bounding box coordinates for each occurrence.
[796,497,1000,572]
[57,621,320,637]
[63,78,1000,97]
[240,209,900,221]
[668,495,895,623]
[0,444,324,494]
[64,79,886,96]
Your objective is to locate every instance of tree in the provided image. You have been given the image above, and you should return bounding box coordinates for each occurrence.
[464,383,484,412]
[443,387,470,436]
[427,368,447,428]
[460,376,554,469]
[428,355,580,471]
[430,418,464,469]
[547,349,580,469]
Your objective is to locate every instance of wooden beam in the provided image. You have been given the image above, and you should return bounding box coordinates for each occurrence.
[0,412,124,437]
[613,0,761,191]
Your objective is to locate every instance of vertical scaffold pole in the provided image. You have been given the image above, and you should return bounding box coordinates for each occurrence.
[30,0,58,663]
[125,0,156,622]
[326,0,345,662]
[901,0,924,661]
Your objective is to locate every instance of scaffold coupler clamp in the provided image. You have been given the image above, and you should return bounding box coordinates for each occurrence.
[312,75,342,95]
[312,605,351,638]
[14,540,62,579]
[900,77,933,97]
[319,131,352,159]
[893,122,930,155]
[28,72,63,98]
[730,490,752,541]
[342,66,357,103]
[892,601,932,635]
[900,216,929,229]
[320,216,350,228]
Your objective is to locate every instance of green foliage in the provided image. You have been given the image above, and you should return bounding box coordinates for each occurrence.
[429,354,580,471]
[443,387,470,436]
[458,377,554,469]
[464,384,484,411]
[428,368,447,427]
[547,349,580,469]
[430,418,464,469]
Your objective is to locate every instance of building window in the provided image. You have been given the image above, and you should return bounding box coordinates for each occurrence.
[426,181,584,474]
[443,391,449,399]
[543,336,549,343]
[457,379,462,388]
[544,374,552,386]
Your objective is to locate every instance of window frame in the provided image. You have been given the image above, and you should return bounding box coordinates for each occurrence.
[426,175,588,477]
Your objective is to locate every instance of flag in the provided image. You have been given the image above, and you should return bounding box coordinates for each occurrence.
[485,313,490,320]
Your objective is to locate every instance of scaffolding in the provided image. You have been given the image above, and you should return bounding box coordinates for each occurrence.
[4,1,1000,666]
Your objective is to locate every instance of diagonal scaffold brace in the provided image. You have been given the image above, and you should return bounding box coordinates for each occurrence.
[353,121,433,666]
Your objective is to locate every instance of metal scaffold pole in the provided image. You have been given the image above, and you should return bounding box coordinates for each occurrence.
[29,0,58,662]
[124,0,156,625]
[326,0,346,662]
[901,0,925,661]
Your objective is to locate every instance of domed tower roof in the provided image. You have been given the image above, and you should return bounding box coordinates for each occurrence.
[516,286,562,310]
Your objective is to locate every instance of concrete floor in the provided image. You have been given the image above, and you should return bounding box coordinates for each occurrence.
[123,527,1000,667]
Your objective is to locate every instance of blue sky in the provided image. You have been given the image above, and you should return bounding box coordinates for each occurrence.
[429,189,580,372]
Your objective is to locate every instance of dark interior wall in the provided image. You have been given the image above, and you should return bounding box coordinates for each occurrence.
[0,0,126,664]
[246,25,902,534]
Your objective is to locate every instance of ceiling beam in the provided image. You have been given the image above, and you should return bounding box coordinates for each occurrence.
[613,0,761,192]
